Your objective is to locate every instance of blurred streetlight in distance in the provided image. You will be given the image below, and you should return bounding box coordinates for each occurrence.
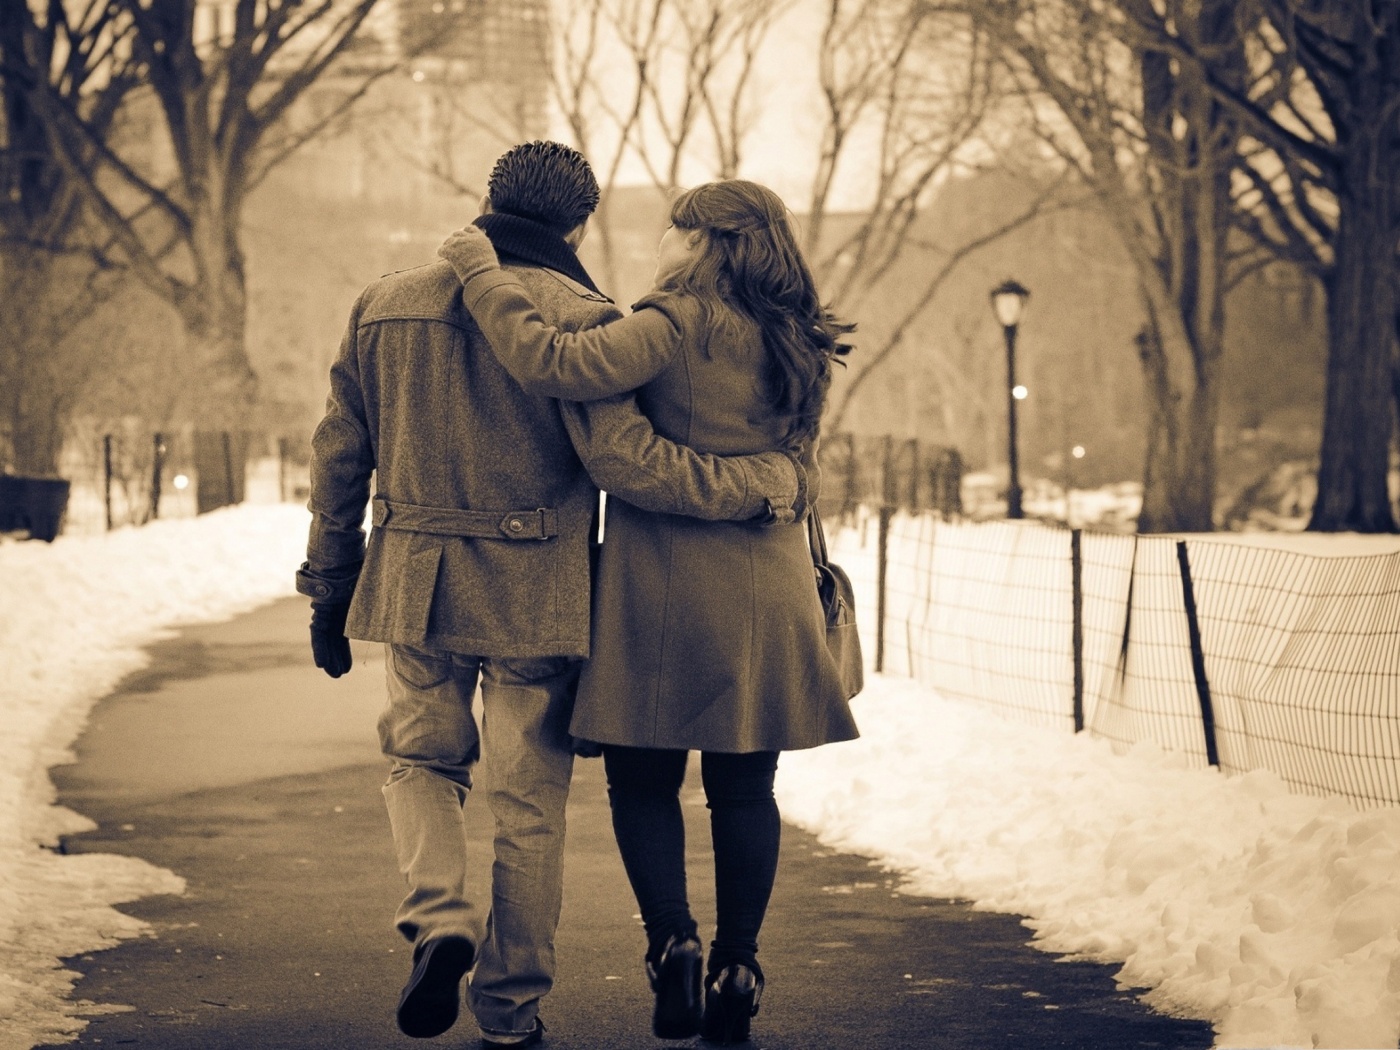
[1072,445,1085,459]
[989,278,1031,519]
[173,474,190,491]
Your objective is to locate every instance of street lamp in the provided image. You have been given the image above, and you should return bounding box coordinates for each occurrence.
[990,278,1031,519]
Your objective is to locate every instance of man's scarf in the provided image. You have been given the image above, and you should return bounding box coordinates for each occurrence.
[473,212,606,297]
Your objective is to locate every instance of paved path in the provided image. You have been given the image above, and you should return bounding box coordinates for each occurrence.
[40,597,1213,1050]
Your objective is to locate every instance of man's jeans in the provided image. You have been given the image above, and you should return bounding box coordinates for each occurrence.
[379,643,578,1041]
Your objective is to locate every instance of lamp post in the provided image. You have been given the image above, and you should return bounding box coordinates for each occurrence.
[990,278,1031,519]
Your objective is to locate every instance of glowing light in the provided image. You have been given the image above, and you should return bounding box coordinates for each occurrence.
[411,69,426,83]
[1072,445,1086,459]
[1012,385,1028,400]
[173,474,190,491]
[989,278,1030,327]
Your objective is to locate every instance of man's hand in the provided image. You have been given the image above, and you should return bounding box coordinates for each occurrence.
[782,447,810,522]
[438,224,501,286]
[310,601,354,678]
[743,449,808,526]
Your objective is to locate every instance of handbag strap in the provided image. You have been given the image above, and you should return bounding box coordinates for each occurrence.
[807,507,831,569]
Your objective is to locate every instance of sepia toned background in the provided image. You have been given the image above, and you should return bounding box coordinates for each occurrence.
[3,3,1400,1049]
[4,0,1393,540]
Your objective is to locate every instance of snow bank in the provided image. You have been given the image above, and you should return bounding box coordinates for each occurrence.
[777,671,1400,1048]
[0,504,308,1048]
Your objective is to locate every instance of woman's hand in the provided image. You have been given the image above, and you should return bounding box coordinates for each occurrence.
[438,224,501,286]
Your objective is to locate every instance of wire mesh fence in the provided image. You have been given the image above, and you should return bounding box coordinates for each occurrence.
[841,512,1400,810]
[818,432,965,520]
[1186,542,1400,808]
[2,428,307,538]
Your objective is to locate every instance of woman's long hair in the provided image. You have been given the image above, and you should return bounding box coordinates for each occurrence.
[656,180,853,447]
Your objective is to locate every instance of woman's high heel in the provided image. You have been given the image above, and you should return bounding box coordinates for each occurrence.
[700,963,763,1044]
[646,933,704,1039]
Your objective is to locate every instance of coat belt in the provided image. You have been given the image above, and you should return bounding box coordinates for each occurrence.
[372,496,558,540]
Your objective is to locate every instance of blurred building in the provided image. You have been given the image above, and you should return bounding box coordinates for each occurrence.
[267,0,552,204]
[239,0,556,445]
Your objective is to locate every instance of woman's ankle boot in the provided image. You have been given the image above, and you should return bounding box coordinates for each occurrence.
[646,932,704,1039]
[700,960,764,1044]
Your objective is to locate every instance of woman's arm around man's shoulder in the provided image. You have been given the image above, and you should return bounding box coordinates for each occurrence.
[439,225,682,401]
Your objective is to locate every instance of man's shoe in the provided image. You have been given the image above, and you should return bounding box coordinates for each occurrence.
[481,1017,545,1048]
[396,934,475,1038]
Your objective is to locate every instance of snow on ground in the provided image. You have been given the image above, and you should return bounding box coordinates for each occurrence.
[2,498,1399,1048]
[0,502,308,1049]
[778,675,1400,1049]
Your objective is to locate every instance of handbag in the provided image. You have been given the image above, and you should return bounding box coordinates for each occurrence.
[809,508,864,700]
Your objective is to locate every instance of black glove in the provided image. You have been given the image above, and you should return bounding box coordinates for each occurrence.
[310,601,353,678]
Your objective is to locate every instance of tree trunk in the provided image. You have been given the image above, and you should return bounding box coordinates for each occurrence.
[1,258,78,477]
[193,428,250,513]
[1392,304,1399,467]
[1129,7,1236,534]
[1123,187,1227,534]
[1309,133,1399,531]
[1134,319,1220,532]
[179,225,258,513]
[9,389,67,476]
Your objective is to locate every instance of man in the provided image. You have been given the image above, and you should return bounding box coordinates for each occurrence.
[296,141,804,1049]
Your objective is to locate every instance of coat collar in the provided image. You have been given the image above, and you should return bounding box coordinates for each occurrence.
[473,213,605,297]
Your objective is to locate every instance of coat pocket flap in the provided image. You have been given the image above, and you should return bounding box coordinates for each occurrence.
[392,546,443,643]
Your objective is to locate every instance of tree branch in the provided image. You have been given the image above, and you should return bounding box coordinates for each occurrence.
[27,80,192,236]
[826,183,1066,430]
[249,0,378,134]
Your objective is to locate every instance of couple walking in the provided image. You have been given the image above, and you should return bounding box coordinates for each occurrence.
[297,141,859,1048]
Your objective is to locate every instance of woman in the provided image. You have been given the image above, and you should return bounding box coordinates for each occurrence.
[439,179,859,1044]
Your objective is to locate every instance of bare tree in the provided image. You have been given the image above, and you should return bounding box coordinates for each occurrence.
[959,0,1251,532]
[804,0,1070,433]
[0,0,139,477]
[548,0,789,291]
[823,177,1074,432]
[549,0,1018,438]
[1127,0,1399,532]
[6,0,399,509]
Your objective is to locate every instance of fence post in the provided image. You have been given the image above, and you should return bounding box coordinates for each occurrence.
[1175,540,1220,768]
[277,436,289,502]
[102,434,114,531]
[875,435,895,673]
[220,431,236,507]
[149,432,166,521]
[1071,528,1084,732]
[905,437,920,511]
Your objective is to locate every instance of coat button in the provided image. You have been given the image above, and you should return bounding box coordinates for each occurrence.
[508,518,524,533]
[314,584,330,596]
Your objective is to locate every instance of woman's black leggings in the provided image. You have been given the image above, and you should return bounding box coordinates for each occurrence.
[602,745,780,971]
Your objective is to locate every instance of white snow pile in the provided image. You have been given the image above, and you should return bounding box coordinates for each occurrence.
[0,503,308,1048]
[778,669,1400,1050]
